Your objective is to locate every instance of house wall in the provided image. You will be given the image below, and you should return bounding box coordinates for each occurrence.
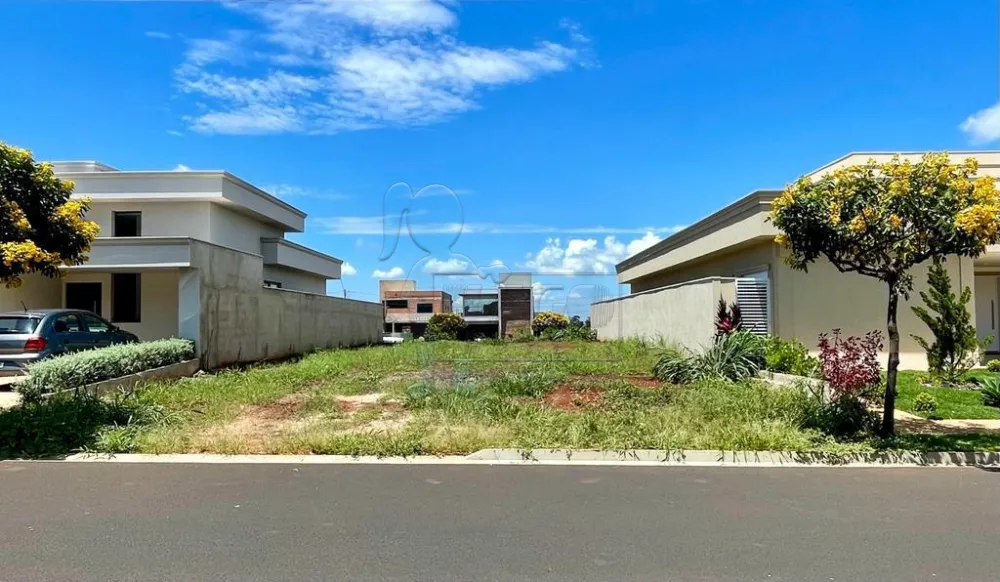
[85,201,212,240]
[210,204,284,255]
[592,277,737,351]
[0,274,62,312]
[629,242,775,293]
[770,247,974,370]
[262,265,327,294]
[615,237,975,370]
[61,270,181,341]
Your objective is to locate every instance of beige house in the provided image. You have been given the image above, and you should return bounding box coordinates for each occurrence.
[593,151,1000,370]
[0,161,381,367]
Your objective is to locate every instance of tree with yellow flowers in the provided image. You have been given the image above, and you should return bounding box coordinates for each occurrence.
[0,142,100,287]
[770,153,1000,437]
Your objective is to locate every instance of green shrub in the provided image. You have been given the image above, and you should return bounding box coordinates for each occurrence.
[0,391,173,458]
[987,359,1000,373]
[806,395,879,441]
[763,336,819,377]
[653,332,764,384]
[531,311,569,336]
[425,313,467,341]
[911,258,986,385]
[981,376,1000,408]
[541,325,597,342]
[913,392,938,416]
[652,348,697,384]
[21,338,195,401]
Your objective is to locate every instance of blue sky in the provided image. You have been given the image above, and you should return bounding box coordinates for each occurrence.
[2,0,998,315]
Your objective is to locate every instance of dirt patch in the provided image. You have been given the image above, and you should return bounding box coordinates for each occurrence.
[332,393,412,433]
[543,384,605,411]
[200,393,316,447]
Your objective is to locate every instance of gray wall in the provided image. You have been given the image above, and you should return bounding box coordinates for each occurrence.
[188,241,380,368]
[591,277,736,352]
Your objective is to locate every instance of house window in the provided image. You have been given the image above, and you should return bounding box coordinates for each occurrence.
[111,273,141,323]
[416,303,434,313]
[264,280,282,289]
[112,212,142,237]
[385,299,408,309]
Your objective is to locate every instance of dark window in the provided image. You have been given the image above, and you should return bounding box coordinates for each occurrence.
[53,314,82,333]
[112,274,141,323]
[416,303,434,313]
[264,280,282,289]
[385,299,408,309]
[0,317,40,334]
[79,313,110,333]
[113,212,142,237]
[65,282,102,315]
[463,297,498,317]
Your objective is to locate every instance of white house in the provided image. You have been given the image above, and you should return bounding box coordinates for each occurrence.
[0,161,381,367]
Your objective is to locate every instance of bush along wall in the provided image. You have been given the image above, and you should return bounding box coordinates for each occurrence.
[21,338,196,401]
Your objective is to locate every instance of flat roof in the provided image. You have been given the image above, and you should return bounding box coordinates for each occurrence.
[54,163,308,232]
[616,189,779,274]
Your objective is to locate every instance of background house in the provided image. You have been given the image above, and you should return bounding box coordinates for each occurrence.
[380,280,453,337]
[0,161,381,367]
[593,152,1000,370]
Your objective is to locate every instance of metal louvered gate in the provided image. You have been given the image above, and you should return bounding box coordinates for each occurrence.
[736,276,770,335]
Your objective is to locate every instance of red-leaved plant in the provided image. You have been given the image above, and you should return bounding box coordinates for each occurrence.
[817,329,883,401]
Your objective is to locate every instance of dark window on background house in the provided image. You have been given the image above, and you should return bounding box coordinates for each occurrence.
[416,303,434,313]
[264,280,282,289]
[112,273,141,322]
[113,212,142,237]
[385,299,408,309]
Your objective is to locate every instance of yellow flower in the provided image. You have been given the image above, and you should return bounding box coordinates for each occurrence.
[775,233,789,247]
[889,214,903,230]
[828,201,842,225]
[848,215,866,233]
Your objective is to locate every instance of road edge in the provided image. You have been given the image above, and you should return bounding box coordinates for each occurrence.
[6,448,998,467]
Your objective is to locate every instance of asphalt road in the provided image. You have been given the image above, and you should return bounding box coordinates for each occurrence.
[1,463,999,581]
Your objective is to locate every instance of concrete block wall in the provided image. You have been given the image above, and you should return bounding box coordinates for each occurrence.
[258,289,382,360]
[591,277,736,351]
[189,241,381,368]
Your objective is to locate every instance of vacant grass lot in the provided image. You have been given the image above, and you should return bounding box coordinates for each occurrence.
[895,371,1000,420]
[90,340,997,456]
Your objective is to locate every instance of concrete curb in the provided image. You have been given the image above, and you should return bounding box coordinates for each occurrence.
[11,449,998,467]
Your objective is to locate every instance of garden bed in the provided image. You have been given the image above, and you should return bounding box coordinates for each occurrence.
[895,371,1000,420]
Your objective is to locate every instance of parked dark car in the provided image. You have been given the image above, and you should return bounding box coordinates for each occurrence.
[0,309,139,375]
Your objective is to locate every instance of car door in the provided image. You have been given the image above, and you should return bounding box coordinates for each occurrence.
[78,313,115,348]
[50,314,92,353]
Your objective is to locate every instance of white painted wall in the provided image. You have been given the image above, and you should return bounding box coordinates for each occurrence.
[263,265,327,294]
[0,274,61,312]
[85,201,212,240]
[592,278,737,351]
[210,204,283,255]
[62,270,180,340]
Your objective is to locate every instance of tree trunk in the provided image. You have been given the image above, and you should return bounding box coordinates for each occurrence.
[881,282,900,438]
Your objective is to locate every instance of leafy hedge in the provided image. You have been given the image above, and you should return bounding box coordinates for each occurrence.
[21,338,195,401]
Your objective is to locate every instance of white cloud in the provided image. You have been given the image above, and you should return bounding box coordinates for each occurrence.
[314,214,685,236]
[522,232,663,275]
[341,261,358,276]
[961,103,1000,143]
[167,130,184,137]
[173,164,191,171]
[423,257,470,274]
[174,1,587,135]
[372,266,405,278]
[145,31,171,40]
[266,183,350,201]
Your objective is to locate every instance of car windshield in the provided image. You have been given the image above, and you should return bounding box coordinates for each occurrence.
[0,317,40,334]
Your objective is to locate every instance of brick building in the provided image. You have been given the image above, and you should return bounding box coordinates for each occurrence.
[380,280,453,337]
